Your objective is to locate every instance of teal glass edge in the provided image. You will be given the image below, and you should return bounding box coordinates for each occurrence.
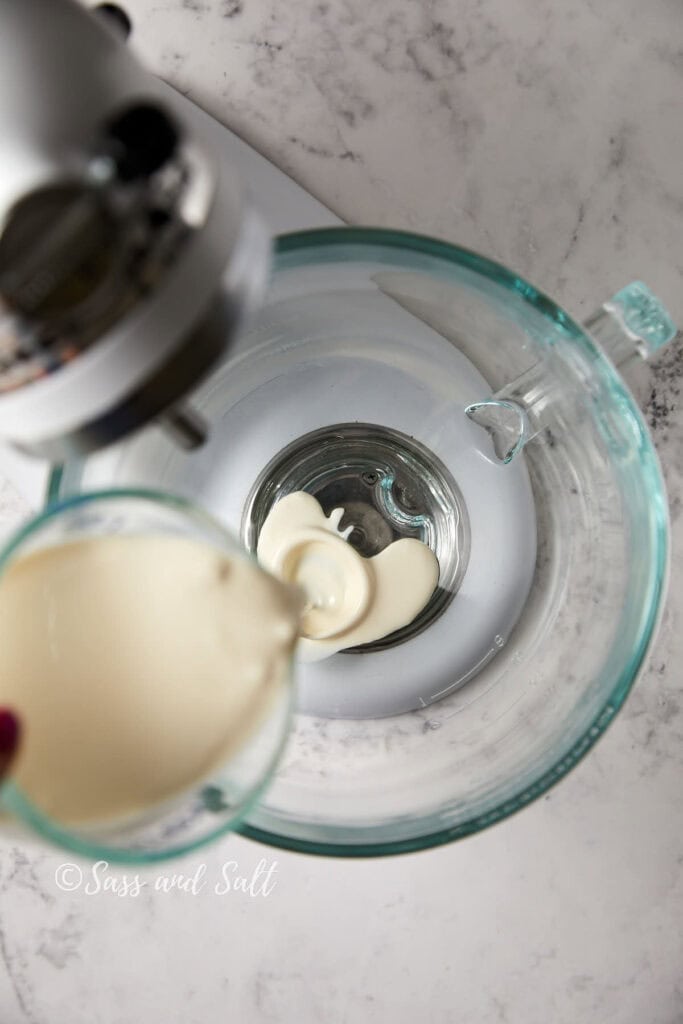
[45,227,669,859]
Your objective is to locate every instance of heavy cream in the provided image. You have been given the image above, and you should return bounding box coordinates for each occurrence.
[257,492,439,660]
[0,534,299,825]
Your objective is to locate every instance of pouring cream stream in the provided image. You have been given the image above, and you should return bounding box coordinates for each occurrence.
[257,492,439,661]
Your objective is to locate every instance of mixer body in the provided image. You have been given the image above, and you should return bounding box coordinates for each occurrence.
[0,0,269,460]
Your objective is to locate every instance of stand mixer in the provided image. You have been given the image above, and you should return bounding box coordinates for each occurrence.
[0,0,273,462]
[0,0,678,857]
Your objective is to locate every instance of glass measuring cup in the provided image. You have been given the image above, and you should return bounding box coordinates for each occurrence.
[50,228,675,856]
[0,489,296,862]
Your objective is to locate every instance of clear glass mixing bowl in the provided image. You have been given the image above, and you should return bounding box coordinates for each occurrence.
[49,228,673,856]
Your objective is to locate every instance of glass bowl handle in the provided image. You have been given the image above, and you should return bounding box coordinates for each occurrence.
[584,281,677,369]
[466,282,678,463]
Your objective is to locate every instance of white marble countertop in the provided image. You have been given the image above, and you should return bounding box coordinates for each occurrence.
[1,1,682,1021]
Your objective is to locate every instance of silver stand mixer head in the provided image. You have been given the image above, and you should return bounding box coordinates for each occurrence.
[0,0,269,460]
